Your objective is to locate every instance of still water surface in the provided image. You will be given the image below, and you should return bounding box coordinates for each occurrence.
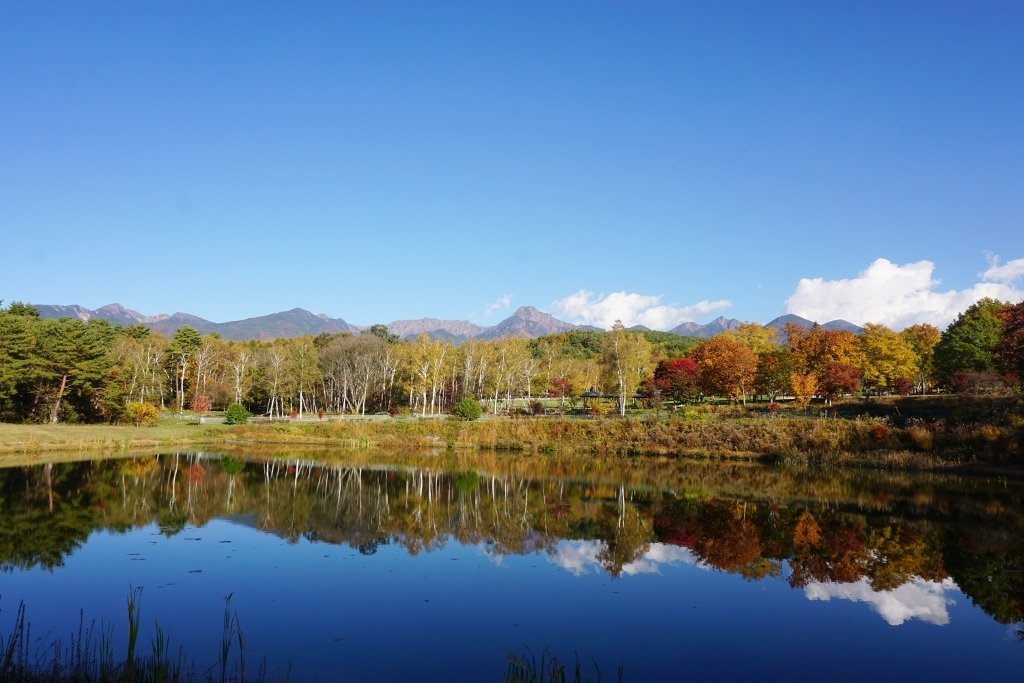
[2,451,1023,681]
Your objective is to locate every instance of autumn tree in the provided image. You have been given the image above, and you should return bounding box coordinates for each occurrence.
[790,372,818,411]
[650,357,701,403]
[226,341,257,405]
[112,329,169,406]
[256,343,288,417]
[191,335,229,405]
[318,333,388,415]
[754,348,792,403]
[995,301,1024,389]
[787,325,862,379]
[191,394,212,420]
[859,323,918,394]
[284,336,320,417]
[125,401,160,427]
[402,334,454,416]
[548,377,574,411]
[691,335,757,404]
[722,323,779,354]
[900,323,941,393]
[818,362,860,403]
[600,322,654,416]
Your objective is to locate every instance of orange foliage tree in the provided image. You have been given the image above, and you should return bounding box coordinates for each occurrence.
[691,336,757,404]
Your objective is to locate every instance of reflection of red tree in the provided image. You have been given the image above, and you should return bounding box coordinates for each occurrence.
[693,502,772,578]
[790,514,870,587]
[547,501,569,519]
[185,463,205,484]
[653,509,699,548]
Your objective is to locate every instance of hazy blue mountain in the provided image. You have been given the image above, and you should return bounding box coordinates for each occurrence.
[31,302,863,343]
[37,304,359,340]
[765,314,864,342]
[385,317,486,341]
[669,316,745,337]
[821,319,863,334]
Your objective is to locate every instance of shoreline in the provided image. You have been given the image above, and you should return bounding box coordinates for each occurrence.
[1,411,1020,474]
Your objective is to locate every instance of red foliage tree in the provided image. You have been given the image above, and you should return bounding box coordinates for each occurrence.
[818,362,860,403]
[893,376,914,395]
[191,394,211,417]
[549,377,574,411]
[652,357,700,402]
[996,301,1024,389]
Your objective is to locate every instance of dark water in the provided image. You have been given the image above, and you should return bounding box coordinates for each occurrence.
[2,451,1023,681]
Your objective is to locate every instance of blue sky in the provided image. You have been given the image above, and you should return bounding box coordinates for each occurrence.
[2,1,1022,330]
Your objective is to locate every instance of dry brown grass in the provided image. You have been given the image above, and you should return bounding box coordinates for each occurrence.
[1,404,1020,471]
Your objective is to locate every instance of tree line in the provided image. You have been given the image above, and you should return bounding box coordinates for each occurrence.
[0,298,1021,424]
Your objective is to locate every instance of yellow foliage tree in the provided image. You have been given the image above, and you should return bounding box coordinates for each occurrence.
[722,323,779,354]
[790,372,818,411]
[859,323,918,393]
[900,323,941,392]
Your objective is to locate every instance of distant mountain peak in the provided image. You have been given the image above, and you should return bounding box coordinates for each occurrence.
[669,316,745,338]
[30,301,863,343]
[477,306,576,340]
[765,314,863,342]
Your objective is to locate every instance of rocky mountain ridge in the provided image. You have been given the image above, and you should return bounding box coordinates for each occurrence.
[30,302,863,341]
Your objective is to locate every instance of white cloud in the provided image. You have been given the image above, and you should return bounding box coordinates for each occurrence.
[784,257,1024,330]
[548,540,701,576]
[551,290,731,330]
[804,577,958,626]
[621,543,702,576]
[483,293,514,317]
[982,256,1024,284]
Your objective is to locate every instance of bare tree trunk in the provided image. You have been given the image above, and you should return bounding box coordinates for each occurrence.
[49,374,68,423]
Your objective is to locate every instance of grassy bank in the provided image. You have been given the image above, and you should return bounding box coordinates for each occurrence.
[1,398,1021,471]
[0,420,228,456]
[217,412,1022,468]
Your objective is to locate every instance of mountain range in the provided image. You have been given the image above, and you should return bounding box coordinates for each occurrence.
[30,302,863,341]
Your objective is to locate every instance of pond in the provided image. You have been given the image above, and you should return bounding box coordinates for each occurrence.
[2,450,1023,681]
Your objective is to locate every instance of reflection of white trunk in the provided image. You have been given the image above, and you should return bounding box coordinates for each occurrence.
[618,484,625,528]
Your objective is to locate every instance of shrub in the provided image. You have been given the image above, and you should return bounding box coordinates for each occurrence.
[894,377,914,396]
[191,394,211,416]
[906,424,934,451]
[224,403,250,425]
[125,402,160,427]
[453,398,483,420]
[530,400,545,416]
[870,422,891,444]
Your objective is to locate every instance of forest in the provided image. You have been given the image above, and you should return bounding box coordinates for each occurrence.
[0,298,1021,425]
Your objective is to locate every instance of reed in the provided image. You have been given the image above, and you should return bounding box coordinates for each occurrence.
[504,647,623,683]
[0,591,269,683]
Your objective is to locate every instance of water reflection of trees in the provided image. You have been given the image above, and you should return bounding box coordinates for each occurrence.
[1,454,1022,624]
